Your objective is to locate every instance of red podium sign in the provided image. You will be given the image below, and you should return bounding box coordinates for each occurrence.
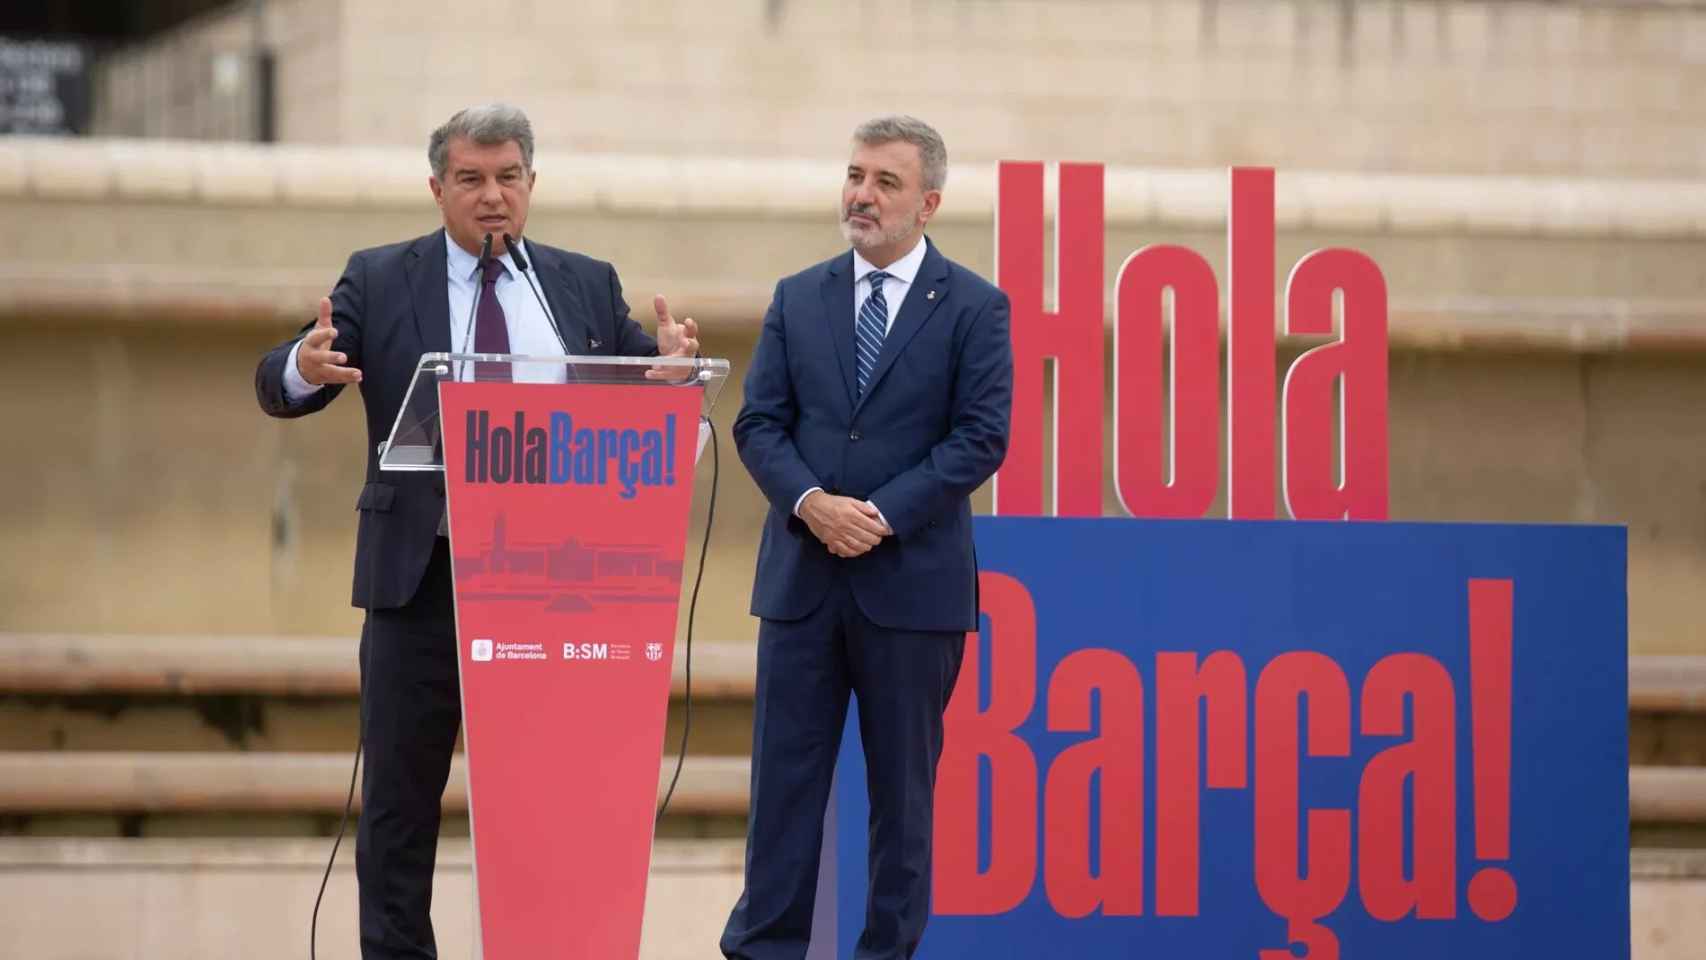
[439,380,703,958]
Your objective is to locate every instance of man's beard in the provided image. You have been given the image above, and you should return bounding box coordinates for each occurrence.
[840,203,918,251]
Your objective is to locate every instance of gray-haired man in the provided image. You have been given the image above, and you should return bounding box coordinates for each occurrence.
[254,103,698,959]
[721,115,1012,959]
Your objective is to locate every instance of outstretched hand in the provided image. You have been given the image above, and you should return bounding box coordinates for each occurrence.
[296,297,360,386]
[647,293,700,381]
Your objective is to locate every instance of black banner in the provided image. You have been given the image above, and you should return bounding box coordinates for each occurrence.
[0,37,92,135]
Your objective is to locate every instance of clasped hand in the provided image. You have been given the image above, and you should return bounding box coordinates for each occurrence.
[799,491,893,558]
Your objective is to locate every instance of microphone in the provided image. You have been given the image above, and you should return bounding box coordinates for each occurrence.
[455,233,495,375]
[503,233,571,357]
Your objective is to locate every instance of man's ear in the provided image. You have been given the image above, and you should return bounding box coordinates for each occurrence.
[918,189,942,226]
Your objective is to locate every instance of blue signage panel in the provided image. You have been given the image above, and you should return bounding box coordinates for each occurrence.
[830,518,1627,959]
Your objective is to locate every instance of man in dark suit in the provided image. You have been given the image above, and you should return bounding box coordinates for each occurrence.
[721,116,1013,960]
[254,103,698,960]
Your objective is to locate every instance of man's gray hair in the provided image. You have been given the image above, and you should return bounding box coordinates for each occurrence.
[852,115,947,193]
[428,103,535,179]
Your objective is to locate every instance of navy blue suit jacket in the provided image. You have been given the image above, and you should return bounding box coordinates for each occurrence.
[734,240,1013,633]
[254,229,657,610]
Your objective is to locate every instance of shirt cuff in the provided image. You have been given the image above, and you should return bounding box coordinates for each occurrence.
[793,486,823,518]
[282,339,325,402]
[865,500,892,532]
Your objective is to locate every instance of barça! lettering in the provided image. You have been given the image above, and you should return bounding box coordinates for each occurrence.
[935,574,1519,960]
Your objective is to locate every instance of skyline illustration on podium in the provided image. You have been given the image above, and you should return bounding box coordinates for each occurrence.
[451,512,683,613]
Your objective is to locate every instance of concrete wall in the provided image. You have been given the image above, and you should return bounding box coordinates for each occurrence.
[92,0,343,143]
[94,0,1706,178]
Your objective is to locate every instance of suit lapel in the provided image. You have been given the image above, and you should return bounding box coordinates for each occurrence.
[853,240,950,416]
[529,243,590,355]
[821,252,858,409]
[406,230,451,355]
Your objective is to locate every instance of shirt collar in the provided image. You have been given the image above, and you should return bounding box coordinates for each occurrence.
[853,234,928,289]
[445,230,523,282]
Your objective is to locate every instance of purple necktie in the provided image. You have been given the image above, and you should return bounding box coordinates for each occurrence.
[474,257,510,381]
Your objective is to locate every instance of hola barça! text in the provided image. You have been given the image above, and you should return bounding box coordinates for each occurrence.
[463,409,678,499]
[935,574,1519,960]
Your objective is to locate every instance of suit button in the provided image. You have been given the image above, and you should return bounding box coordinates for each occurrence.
[849,429,861,441]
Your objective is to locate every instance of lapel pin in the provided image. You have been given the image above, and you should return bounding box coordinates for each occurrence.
[589,338,602,349]
[926,290,936,300]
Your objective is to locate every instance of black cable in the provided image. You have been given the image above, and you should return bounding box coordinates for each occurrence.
[311,356,391,959]
[657,416,718,824]
[317,467,390,960]
[312,632,365,960]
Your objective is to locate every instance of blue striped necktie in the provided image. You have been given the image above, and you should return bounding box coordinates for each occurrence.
[855,271,891,396]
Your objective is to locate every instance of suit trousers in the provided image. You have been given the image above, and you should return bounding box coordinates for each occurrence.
[356,537,461,959]
[721,575,966,960]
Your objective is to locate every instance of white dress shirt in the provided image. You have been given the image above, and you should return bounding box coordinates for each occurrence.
[283,233,569,400]
[792,235,930,524]
[850,233,928,336]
